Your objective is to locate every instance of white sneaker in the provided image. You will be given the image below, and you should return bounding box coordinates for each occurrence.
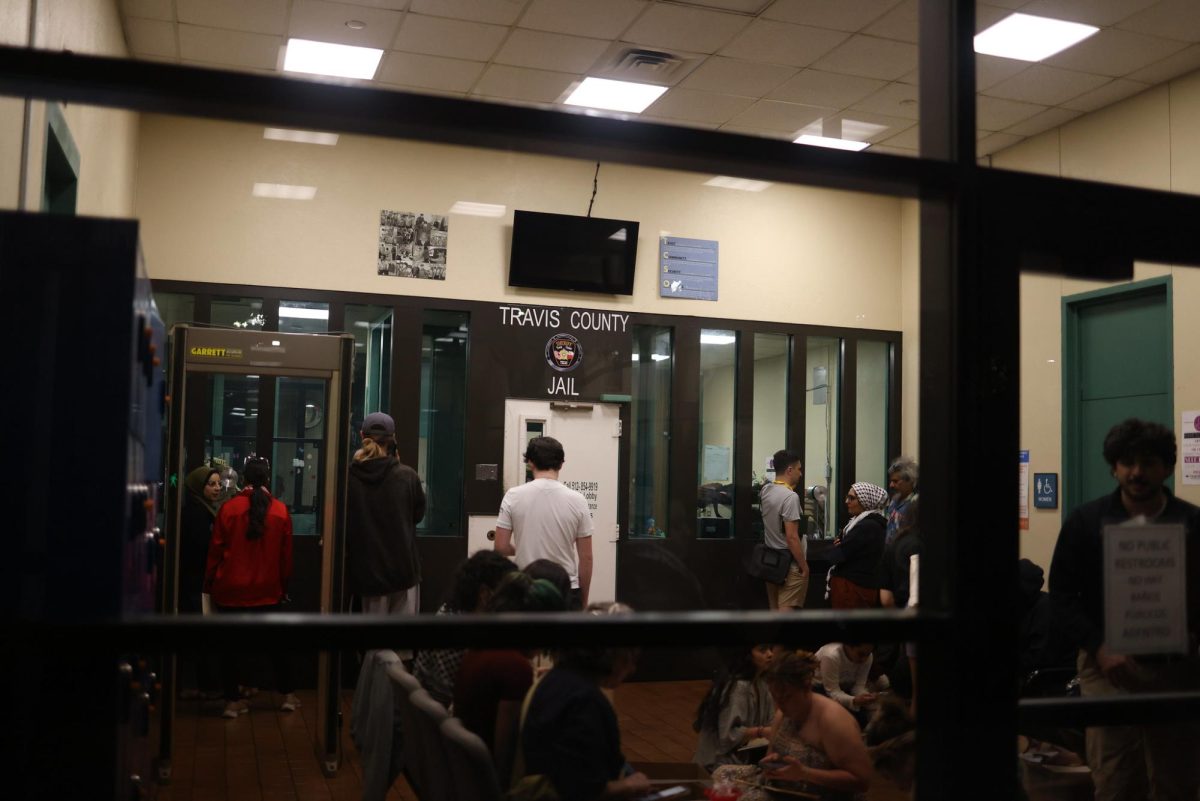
[222,700,248,719]
[280,693,301,712]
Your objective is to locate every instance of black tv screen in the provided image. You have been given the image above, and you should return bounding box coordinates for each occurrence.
[509,210,639,295]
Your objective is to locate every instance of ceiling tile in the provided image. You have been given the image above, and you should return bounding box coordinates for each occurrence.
[623,3,751,54]
[519,0,648,39]
[125,17,177,58]
[810,35,917,80]
[1044,28,1189,77]
[1060,77,1150,111]
[977,94,1046,128]
[868,143,917,156]
[588,41,705,86]
[975,4,1016,32]
[879,123,918,149]
[976,54,1030,90]
[678,0,772,11]
[982,0,1030,7]
[768,69,887,107]
[409,0,524,26]
[1003,105,1083,136]
[1020,0,1159,27]
[121,0,175,21]
[644,88,756,124]
[179,25,283,70]
[716,123,791,140]
[494,29,610,74]
[1119,0,1200,42]
[718,19,848,67]
[1127,43,1200,84]
[393,14,508,60]
[726,99,835,133]
[471,64,577,103]
[680,56,796,96]
[828,110,914,141]
[984,64,1110,106]
[763,0,904,32]
[376,51,486,92]
[850,81,919,119]
[864,0,916,43]
[177,0,287,35]
[288,1,403,49]
[978,131,1023,155]
[337,1,410,9]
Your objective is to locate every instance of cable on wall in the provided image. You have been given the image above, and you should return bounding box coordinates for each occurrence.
[586,162,600,217]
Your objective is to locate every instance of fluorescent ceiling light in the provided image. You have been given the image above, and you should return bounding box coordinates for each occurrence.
[793,134,869,152]
[263,127,339,146]
[252,182,317,200]
[700,333,736,345]
[564,77,667,114]
[279,306,329,320]
[651,353,670,361]
[704,176,772,192]
[974,13,1098,62]
[434,336,455,343]
[449,201,507,217]
[284,38,383,80]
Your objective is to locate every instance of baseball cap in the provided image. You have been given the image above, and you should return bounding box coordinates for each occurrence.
[361,412,395,436]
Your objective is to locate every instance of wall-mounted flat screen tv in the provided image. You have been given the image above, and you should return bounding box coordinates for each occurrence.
[509,210,639,295]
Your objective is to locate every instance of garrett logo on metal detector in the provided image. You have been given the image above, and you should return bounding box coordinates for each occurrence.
[545,333,582,372]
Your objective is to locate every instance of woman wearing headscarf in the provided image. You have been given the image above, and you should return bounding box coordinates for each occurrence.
[179,467,222,697]
[826,482,888,609]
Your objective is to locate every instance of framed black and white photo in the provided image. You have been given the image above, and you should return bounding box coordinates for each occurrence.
[377,209,448,280]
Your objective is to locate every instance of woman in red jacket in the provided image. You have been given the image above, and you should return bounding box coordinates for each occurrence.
[204,456,296,718]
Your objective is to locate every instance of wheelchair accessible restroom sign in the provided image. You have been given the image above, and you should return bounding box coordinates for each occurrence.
[1103,523,1189,655]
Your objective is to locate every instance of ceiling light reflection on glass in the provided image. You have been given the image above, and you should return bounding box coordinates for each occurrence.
[252,183,318,200]
[263,127,339,146]
[974,13,1099,62]
[278,306,329,320]
[704,176,772,192]
[449,201,507,217]
[283,38,384,80]
[564,77,668,113]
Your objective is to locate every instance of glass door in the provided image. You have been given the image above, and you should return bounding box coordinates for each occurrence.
[272,377,327,540]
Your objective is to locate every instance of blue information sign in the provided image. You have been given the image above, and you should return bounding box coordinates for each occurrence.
[660,236,718,301]
[1034,473,1058,509]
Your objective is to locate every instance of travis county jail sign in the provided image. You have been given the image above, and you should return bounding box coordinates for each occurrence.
[1103,523,1190,655]
[497,305,631,399]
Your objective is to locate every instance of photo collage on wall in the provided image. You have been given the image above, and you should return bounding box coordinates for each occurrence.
[378,209,448,280]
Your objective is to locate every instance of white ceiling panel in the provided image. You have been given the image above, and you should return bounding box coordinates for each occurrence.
[393,14,509,60]
[376,51,487,92]
[680,57,796,96]
[679,0,772,12]
[1045,27,1189,76]
[879,123,918,149]
[471,64,578,103]
[410,0,525,26]
[978,131,1023,154]
[763,0,904,33]
[977,94,1046,129]
[1119,0,1200,42]
[1060,77,1150,112]
[519,0,648,39]
[863,0,917,43]
[289,1,404,49]
[1021,0,1159,27]
[976,54,1030,91]
[644,88,756,124]
[179,26,283,70]
[768,69,887,107]
[338,1,410,9]
[975,4,1017,32]
[494,29,611,74]
[177,0,288,36]
[983,0,1032,7]
[125,17,177,58]
[811,35,917,80]
[984,64,1111,106]
[850,81,919,119]
[869,143,917,155]
[830,110,914,140]
[1127,43,1200,84]
[121,0,175,22]
[1003,105,1083,136]
[726,98,834,132]
[623,3,751,54]
[718,19,848,67]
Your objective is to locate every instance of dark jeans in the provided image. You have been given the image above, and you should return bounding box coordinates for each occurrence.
[215,603,294,701]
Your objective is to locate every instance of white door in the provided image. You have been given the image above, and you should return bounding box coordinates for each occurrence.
[502,399,621,605]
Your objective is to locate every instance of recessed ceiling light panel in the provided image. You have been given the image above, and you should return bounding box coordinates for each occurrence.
[263,127,339,146]
[974,13,1099,62]
[564,77,668,114]
[283,38,383,80]
[793,135,869,152]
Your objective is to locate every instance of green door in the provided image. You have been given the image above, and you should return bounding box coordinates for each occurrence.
[1063,278,1172,513]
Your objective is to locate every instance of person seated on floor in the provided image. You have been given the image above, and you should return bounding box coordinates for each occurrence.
[413,549,518,708]
[523,559,572,679]
[693,644,778,773]
[514,602,652,801]
[814,641,878,728]
[454,572,566,788]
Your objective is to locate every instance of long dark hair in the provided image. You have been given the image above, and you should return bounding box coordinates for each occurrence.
[243,458,271,541]
[693,646,762,733]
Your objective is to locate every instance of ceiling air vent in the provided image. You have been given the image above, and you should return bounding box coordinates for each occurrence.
[592,44,700,85]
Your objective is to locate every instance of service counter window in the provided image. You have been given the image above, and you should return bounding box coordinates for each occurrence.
[698,329,737,539]
[855,340,892,488]
[418,310,467,537]
[806,336,841,538]
[752,332,790,539]
[279,299,329,334]
[211,296,264,329]
[630,325,672,539]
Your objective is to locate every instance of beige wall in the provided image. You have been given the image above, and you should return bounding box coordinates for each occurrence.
[993,69,1200,572]
[0,0,138,216]
[751,348,788,480]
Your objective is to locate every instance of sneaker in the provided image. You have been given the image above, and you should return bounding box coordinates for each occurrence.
[222,700,249,719]
[238,685,259,699]
[280,693,301,712]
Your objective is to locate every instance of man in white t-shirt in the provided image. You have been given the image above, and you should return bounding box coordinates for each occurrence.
[493,436,593,609]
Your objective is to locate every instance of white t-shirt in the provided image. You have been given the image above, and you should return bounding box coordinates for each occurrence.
[497,478,593,588]
[814,643,873,711]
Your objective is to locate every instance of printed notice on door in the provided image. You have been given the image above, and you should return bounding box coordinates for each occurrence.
[1182,411,1200,485]
[1103,523,1189,655]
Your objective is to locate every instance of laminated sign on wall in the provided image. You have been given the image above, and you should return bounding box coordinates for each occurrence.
[1103,523,1189,655]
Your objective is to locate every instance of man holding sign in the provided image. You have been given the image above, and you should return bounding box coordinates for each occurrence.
[1050,418,1200,801]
